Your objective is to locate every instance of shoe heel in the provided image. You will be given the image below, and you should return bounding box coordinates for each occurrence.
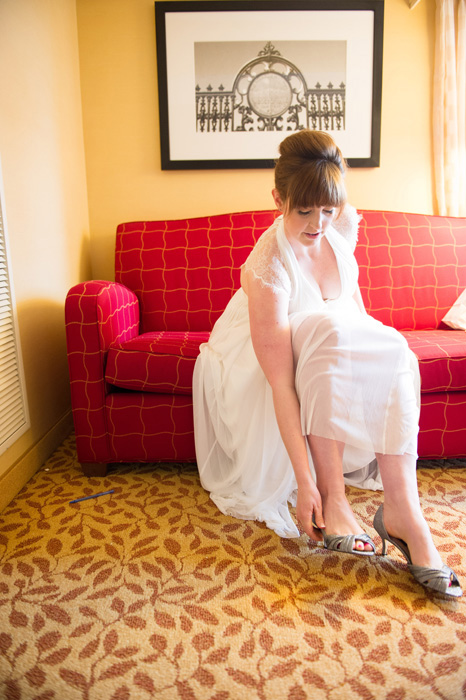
[373,504,389,556]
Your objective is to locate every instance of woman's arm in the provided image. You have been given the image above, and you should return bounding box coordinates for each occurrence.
[245,272,324,539]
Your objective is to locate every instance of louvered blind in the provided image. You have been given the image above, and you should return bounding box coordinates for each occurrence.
[0,166,29,454]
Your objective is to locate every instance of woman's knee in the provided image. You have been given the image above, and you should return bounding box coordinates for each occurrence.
[295,313,347,342]
[317,314,350,347]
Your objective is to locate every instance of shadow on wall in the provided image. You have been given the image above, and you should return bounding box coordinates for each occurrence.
[76,227,93,284]
[5,233,92,452]
[18,225,94,434]
[89,225,117,283]
[15,299,71,441]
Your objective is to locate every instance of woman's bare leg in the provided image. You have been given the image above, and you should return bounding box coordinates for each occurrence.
[376,453,443,568]
[307,434,373,552]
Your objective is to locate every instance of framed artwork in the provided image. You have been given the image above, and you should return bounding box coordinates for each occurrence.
[155,0,384,169]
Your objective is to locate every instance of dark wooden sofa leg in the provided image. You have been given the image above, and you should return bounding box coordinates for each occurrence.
[81,462,108,477]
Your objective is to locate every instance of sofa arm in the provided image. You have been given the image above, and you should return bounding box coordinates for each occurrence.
[65,281,140,464]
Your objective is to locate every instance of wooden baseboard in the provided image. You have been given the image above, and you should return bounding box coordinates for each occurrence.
[0,411,74,513]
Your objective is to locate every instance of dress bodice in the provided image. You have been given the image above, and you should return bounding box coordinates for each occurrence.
[275,217,359,315]
[241,211,360,317]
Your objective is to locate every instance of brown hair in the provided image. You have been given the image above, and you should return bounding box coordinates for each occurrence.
[274,130,347,213]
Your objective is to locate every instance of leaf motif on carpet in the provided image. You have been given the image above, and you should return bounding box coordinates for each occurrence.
[1,436,466,699]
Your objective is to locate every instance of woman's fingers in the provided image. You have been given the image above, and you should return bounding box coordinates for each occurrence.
[297,507,324,541]
[296,484,324,541]
[313,500,325,531]
[299,519,321,541]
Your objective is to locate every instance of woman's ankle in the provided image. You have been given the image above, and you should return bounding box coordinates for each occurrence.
[383,498,422,523]
[318,486,348,504]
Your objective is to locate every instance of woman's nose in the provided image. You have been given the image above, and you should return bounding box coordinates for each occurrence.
[307,212,322,231]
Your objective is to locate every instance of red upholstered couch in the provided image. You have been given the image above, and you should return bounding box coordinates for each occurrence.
[65,210,466,476]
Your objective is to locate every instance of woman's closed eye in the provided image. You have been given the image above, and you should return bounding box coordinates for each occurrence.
[297,208,334,216]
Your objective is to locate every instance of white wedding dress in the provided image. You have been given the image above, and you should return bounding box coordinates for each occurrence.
[192,206,420,538]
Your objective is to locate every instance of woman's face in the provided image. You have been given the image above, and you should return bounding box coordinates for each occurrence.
[272,189,336,248]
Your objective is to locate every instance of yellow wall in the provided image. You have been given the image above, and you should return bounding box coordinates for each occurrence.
[0,0,91,509]
[77,0,436,282]
[0,0,436,509]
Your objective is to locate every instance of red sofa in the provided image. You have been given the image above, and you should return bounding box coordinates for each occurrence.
[65,210,466,476]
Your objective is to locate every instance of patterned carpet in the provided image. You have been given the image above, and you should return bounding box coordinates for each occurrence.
[1,435,466,700]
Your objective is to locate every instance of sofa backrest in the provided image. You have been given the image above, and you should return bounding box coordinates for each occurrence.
[116,209,466,333]
[356,211,466,330]
[116,211,278,332]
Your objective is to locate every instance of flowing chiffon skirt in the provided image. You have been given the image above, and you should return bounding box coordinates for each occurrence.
[193,289,420,539]
[193,222,420,538]
[193,290,299,537]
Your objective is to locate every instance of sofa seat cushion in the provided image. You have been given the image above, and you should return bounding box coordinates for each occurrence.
[106,328,466,396]
[105,331,209,395]
[402,330,466,392]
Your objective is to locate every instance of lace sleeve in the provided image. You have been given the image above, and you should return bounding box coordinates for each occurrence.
[242,222,292,296]
[331,203,361,252]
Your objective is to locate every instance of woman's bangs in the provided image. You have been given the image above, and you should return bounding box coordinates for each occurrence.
[287,164,346,211]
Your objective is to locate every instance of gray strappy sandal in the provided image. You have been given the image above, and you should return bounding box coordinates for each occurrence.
[373,504,463,598]
[320,529,376,556]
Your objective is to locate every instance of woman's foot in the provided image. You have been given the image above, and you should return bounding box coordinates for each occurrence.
[374,504,462,597]
[305,435,373,553]
[381,502,443,569]
[321,494,374,554]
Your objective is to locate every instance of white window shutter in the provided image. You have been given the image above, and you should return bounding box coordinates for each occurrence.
[0,159,29,454]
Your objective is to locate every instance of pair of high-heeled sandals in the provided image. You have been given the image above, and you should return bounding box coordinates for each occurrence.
[315,504,463,598]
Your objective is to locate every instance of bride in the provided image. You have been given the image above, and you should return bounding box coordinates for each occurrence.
[193,129,462,598]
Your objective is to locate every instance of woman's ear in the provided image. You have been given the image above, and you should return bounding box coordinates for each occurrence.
[272,188,284,211]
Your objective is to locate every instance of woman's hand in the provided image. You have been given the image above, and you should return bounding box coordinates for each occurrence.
[296,481,325,541]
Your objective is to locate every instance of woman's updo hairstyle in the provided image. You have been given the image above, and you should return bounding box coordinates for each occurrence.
[274,130,347,213]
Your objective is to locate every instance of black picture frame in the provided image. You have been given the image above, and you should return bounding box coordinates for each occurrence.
[155,0,384,170]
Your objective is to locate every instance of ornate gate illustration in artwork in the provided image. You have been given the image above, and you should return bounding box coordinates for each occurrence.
[196,42,345,133]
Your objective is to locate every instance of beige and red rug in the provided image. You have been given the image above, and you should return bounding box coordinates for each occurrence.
[1,435,466,700]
